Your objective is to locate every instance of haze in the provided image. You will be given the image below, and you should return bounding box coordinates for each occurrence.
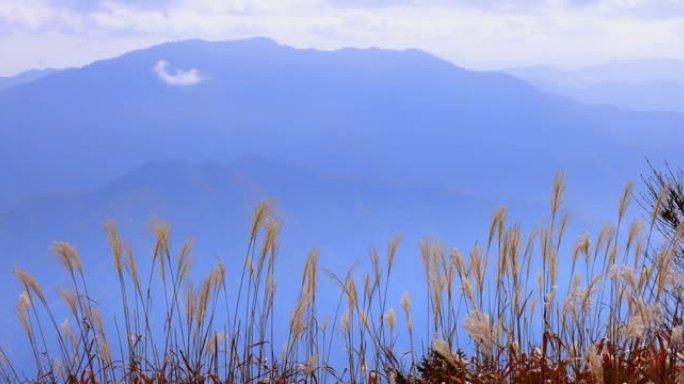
[2,1,684,382]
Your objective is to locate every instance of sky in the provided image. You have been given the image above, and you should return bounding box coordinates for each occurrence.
[2,0,684,76]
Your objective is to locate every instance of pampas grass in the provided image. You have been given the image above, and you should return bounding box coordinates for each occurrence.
[3,175,684,383]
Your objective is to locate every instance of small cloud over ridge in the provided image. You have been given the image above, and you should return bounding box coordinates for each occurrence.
[153,60,203,86]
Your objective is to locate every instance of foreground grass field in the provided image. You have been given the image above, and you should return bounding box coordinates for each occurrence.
[2,175,684,383]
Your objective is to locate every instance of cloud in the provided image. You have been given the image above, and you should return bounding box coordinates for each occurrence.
[3,0,684,75]
[153,59,203,86]
[324,0,684,16]
[47,0,176,12]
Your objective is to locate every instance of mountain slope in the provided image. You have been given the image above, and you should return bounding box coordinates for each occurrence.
[0,157,493,269]
[563,82,684,113]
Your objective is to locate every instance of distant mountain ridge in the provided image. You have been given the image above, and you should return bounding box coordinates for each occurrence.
[508,59,684,87]
[0,68,62,92]
[506,59,684,112]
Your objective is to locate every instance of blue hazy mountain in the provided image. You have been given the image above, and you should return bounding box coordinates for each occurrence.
[507,59,684,87]
[0,157,495,264]
[1,37,680,214]
[507,59,684,113]
[0,68,61,92]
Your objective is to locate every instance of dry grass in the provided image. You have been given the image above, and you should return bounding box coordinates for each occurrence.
[2,176,684,383]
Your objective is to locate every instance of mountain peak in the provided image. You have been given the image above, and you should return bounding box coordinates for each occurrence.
[169,36,281,48]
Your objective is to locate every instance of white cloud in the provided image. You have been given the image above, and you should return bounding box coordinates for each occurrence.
[153,59,203,86]
[2,0,684,74]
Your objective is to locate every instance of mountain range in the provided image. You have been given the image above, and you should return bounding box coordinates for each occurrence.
[0,38,679,212]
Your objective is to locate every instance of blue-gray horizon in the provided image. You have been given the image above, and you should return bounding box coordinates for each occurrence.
[2,0,684,76]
